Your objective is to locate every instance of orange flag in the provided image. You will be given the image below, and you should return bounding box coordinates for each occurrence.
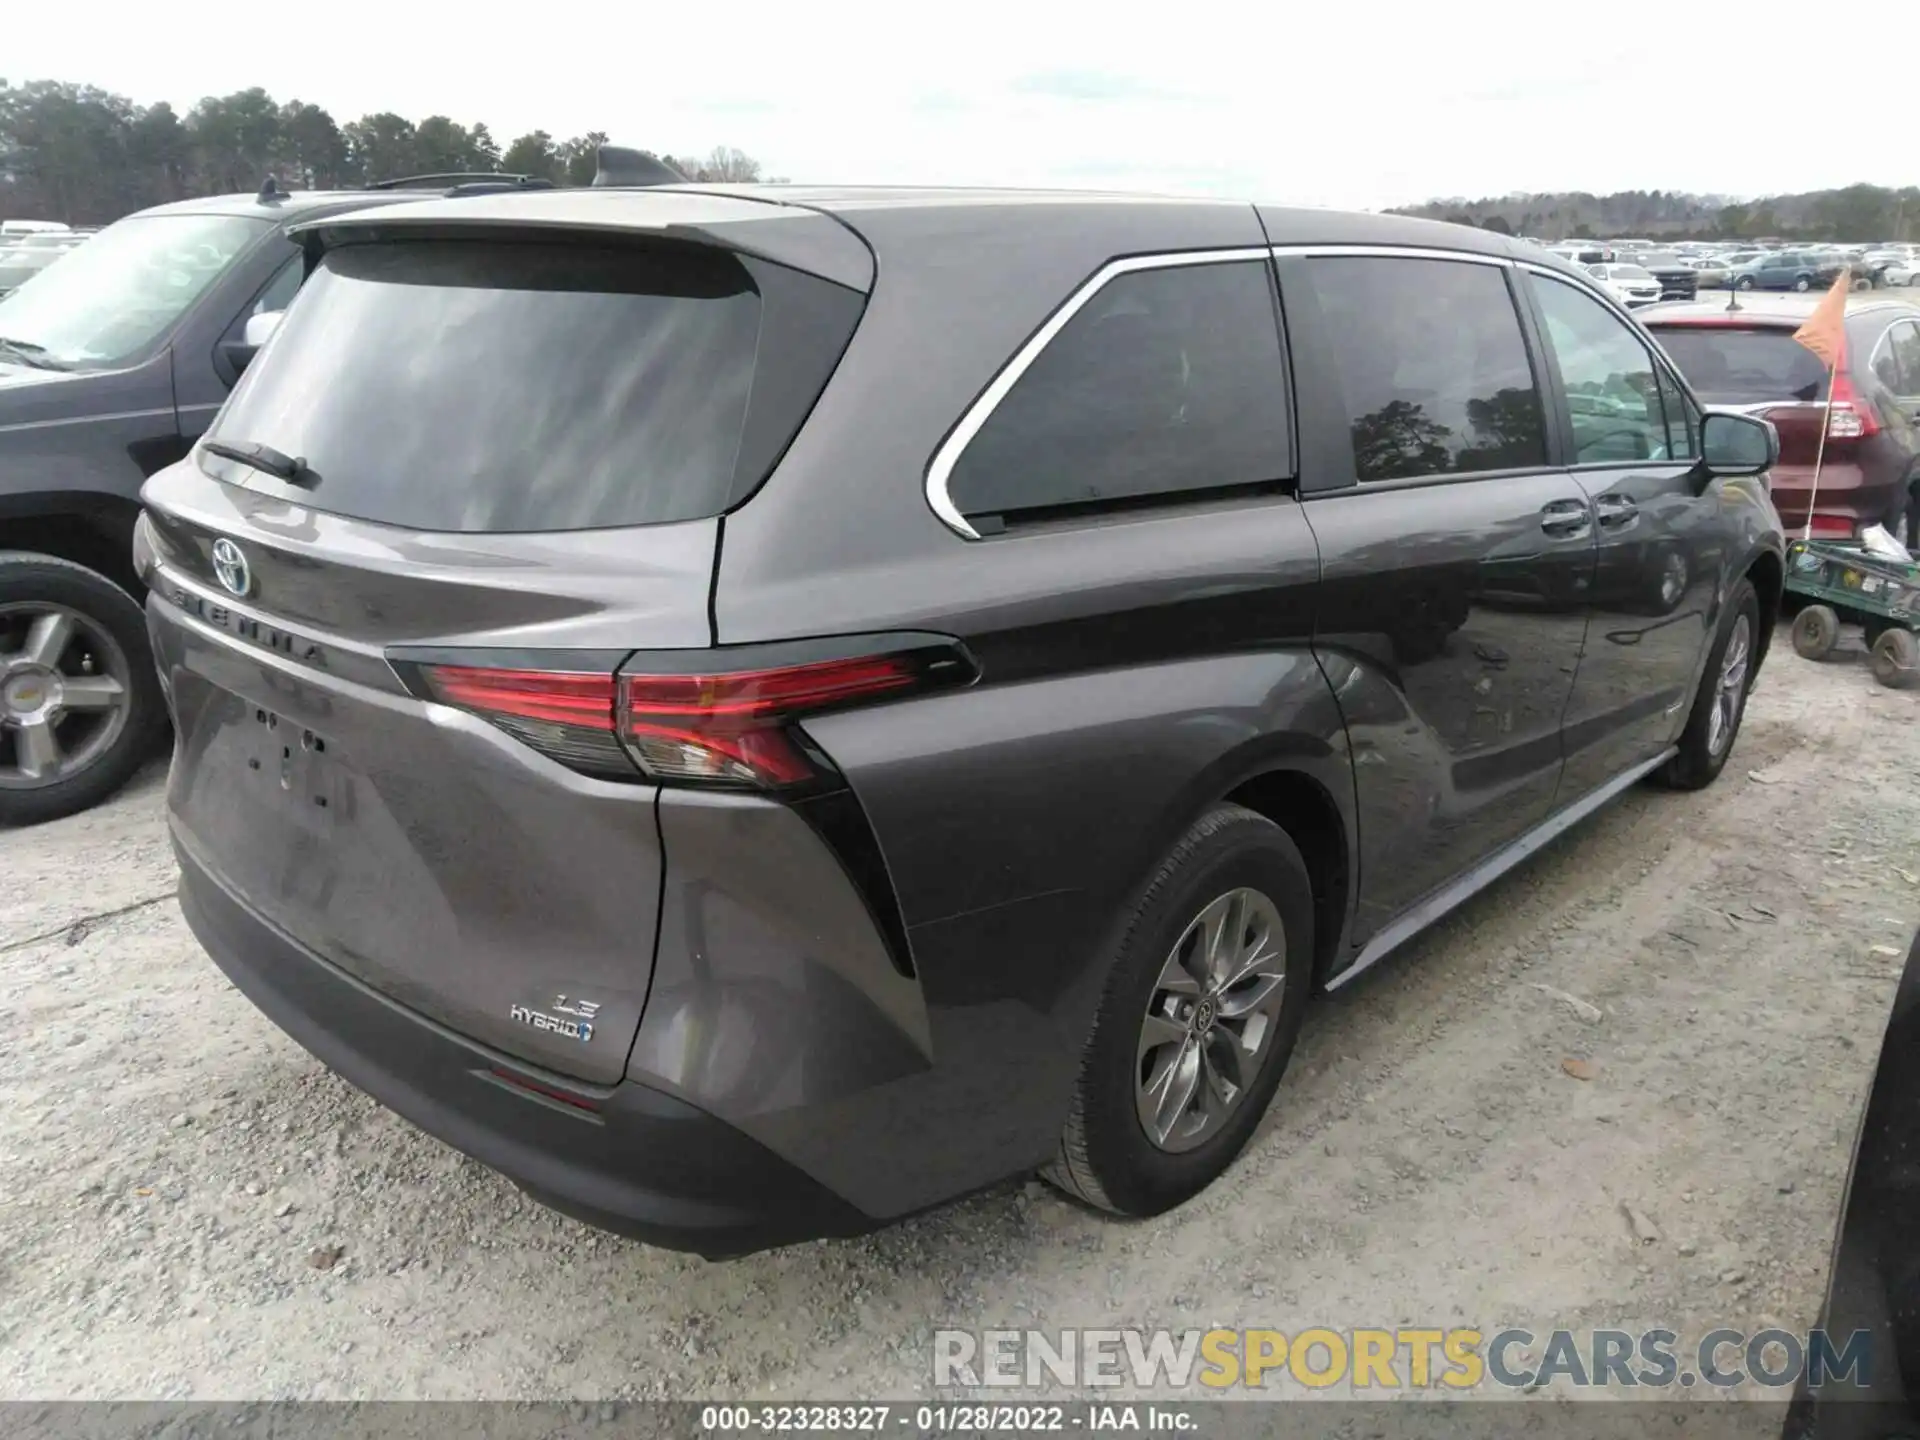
[1792,269,1851,369]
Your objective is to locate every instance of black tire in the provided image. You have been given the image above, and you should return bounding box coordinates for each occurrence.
[1044,803,1315,1217]
[1792,603,1841,661]
[1793,276,1812,292]
[1737,276,1756,291]
[0,551,163,827]
[1872,628,1918,689]
[1655,576,1760,791]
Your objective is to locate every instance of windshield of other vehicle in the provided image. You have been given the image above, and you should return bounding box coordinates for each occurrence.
[1648,324,1832,405]
[0,247,65,289]
[1612,264,1653,280]
[0,212,271,369]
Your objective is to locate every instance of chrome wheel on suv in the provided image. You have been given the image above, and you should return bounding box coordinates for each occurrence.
[0,553,163,827]
[0,603,132,787]
[1136,887,1288,1153]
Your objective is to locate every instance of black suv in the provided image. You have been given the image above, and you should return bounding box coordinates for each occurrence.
[0,175,555,824]
[136,190,1786,1257]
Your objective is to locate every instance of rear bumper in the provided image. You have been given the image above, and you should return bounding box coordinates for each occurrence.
[1770,462,1903,534]
[174,837,874,1258]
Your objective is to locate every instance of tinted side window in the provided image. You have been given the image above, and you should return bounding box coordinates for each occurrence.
[945,260,1292,522]
[251,256,302,317]
[1300,256,1548,483]
[1529,274,1669,465]
[1879,320,1920,394]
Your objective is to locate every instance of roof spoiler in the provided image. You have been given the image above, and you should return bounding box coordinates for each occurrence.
[592,146,686,188]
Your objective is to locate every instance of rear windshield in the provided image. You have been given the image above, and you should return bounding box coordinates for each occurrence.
[206,239,861,533]
[1648,325,1830,405]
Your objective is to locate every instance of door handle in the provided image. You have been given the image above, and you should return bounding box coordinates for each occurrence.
[1540,499,1592,539]
[1595,494,1639,528]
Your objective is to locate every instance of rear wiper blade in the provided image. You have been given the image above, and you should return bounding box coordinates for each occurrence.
[200,437,315,486]
[0,336,72,371]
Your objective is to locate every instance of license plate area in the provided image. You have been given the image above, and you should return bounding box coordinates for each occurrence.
[240,704,345,842]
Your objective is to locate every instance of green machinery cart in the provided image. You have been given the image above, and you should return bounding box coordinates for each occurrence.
[1785,538,1920,688]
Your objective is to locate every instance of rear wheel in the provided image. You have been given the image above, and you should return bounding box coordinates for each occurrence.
[0,552,163,826]
[1871,628,1918,688]
[1045,804,1314,1217]
[1793,276,1812,292]
[1656,577,1759,791]
[1792,604,1840,661]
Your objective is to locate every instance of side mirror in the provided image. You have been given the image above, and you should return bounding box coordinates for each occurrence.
[218,310,283,379]
[243,310,283,350]
[1698,410,1778,480]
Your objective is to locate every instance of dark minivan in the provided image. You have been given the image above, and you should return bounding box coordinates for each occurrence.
[137,190,1786,1256]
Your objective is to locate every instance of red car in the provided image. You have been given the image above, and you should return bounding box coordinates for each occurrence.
[1641,295,1920,541]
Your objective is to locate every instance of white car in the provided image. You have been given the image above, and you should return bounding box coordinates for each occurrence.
[1587,262,1663,307]
[1865,248,1916,286]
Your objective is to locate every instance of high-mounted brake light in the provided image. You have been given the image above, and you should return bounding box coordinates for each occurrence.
[413,642,971,790]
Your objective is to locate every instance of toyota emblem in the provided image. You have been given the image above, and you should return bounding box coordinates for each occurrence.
[211,538,252,597]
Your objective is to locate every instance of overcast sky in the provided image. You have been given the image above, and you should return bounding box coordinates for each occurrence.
[10,1,1884,210]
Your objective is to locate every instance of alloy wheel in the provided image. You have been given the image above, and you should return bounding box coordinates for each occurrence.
[1706,613,1751,758]
[1135,887,1288,1154]
[0,603,133,791]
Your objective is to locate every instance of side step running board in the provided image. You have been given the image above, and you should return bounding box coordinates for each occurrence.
[1328,747,1679,992]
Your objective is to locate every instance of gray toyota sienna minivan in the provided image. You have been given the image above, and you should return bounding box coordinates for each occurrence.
[136,185,1785,1257]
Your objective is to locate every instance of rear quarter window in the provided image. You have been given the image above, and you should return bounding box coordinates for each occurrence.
[205,239,862,533]
[943,258,1293,525]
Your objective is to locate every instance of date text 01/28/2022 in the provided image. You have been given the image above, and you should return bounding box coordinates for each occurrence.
[698,1404,1197,1432]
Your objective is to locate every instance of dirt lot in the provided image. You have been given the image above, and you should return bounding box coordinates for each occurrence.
[1,620,1916,1402]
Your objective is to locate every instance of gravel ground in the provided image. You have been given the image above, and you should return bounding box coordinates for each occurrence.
[1,620,1915,1403]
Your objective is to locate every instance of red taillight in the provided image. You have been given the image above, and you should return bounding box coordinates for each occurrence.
[619,655,921,787]
[1826,371,1879,440]
[424,666,616,727]
[415,645,967,789]
[421,665,630,778]
[1806,513,1855,539]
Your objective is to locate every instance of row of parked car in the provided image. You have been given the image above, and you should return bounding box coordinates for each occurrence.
[0,224,98,300]
[1541,238,1919,307]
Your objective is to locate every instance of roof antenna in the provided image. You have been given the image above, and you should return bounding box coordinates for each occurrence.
[591,145,687,188]
[256,175,288,206]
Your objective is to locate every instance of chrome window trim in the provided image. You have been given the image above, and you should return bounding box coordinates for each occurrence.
[922,242,1615,540]
[923,246,1272,540]
[1269,243,1511,267]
